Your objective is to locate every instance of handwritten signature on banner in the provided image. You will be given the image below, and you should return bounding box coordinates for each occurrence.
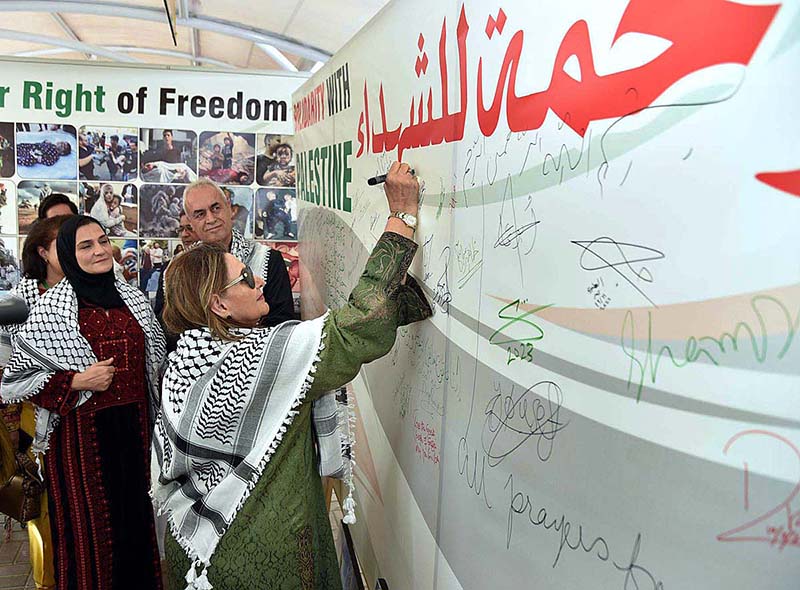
[482,380,567,468]
[621,294,799,400]
[355,0,778,161]
[718,430,800,552]
[573,237,665,307]
[505,474,665,589]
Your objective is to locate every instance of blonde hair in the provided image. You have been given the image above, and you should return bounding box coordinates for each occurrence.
[162,242,241,342]
[182,178,228,214]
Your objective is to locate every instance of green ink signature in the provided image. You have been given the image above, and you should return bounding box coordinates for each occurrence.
[490,300,553,346]
[621,295,799,401]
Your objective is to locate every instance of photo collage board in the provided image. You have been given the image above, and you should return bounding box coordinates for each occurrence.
[0,122,300,314]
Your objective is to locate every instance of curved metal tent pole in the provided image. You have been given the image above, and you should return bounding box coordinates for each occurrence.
[0,1,332,63]
[0,28,141,62]
[178,0,198,67]
[13,44,239,69]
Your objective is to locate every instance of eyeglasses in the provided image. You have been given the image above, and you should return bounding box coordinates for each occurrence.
[221,265,256,291]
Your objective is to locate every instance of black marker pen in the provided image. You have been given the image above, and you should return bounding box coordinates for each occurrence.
[366,169,415,185]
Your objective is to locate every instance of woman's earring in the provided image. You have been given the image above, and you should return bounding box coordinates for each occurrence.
[226,314,232,320]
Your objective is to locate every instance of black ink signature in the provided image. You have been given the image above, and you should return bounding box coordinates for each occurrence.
[542,130,587,185]
[482,381,567,467]
[506,475,665,588]
[519,131,542,176]
[597,78,745,197]
[613,534,665,590]
[495,175,539,259]
[421,234,434,282]
[572,237,665,306]
[458,435,493,510]
[432,246,452,314]
[505,473,610,567]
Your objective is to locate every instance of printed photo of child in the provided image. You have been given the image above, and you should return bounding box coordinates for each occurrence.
[111,238,138,288]
[139,128,198,184]
[139,239,182,304]
[199,131,254,185]
[17,181,79,233]
[139,184,185,238]
[255,188,296,240]
[220,186,254,238]
[0,182,17,236]
[256,134,295,187]
[139,240,164,303]
[15,124,77,180]
[79,127,138,182]
[81,182,138,236]
[0,238,20,291]
[0,123,15,178]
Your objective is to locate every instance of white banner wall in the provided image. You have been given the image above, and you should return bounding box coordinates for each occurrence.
[294,0,800,588]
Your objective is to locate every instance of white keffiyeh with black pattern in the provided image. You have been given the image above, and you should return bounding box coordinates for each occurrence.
[0,277,42,353]
[152,313,327,589]
[0,277,50,450]
[0,278,166,453]
[228,227,270,280]
[230,230,355,492]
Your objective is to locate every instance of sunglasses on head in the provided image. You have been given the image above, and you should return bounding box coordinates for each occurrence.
[221,265,256,291]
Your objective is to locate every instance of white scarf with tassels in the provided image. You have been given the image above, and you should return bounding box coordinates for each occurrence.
[1,278,165,453]
[151,313,328,590]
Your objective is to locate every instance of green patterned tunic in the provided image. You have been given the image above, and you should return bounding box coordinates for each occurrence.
[164,232,432,590]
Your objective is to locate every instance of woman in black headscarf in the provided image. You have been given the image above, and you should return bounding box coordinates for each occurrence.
[2,216,166,590]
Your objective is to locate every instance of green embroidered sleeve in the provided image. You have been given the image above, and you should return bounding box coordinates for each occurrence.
[309,232,432,398]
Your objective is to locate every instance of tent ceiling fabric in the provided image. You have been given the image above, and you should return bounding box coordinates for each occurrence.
[0,0,391,70]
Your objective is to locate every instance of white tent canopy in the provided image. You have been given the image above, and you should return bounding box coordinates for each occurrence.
[0,0,390,71]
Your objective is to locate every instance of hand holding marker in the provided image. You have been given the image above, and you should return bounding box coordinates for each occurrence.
[367,169,416,185]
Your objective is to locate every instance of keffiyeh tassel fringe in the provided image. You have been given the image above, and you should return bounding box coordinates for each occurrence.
[339,383,358,525]
[185,559,213,590]
[165,514,207,589]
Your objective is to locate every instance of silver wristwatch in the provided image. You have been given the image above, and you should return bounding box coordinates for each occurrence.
[388,211,418,231]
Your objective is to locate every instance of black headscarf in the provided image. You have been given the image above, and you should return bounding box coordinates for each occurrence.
[56,215,125,309]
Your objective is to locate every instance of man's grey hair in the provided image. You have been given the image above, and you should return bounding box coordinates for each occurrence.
[182,177,228,214]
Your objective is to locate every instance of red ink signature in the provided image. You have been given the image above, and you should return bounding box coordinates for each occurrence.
[717,430,800,551]
[414,418,440,465]
[356,0,778,161]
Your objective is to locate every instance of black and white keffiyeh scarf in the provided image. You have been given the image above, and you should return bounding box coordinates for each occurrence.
[0,277,42,351]
[1,278,166,453]
[152,313,328,589]
[11,277,40,311]
[229,226,357,514]
[0,277,47,448]
[229,227,270,280]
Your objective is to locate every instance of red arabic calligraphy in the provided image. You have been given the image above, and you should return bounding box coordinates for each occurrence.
[717,430,800,552]
[357,6,469,158]
[357,0,779,160]
[756,169,800,198]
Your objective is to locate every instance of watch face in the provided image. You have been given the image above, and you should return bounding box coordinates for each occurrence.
[400,213,416,228]
[391,212,416,228]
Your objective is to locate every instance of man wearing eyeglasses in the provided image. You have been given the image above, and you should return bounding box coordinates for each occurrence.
[153,212,198,324]
[180,178,294,327]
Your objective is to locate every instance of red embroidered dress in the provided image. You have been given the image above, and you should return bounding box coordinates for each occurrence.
[32,304,162,590]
